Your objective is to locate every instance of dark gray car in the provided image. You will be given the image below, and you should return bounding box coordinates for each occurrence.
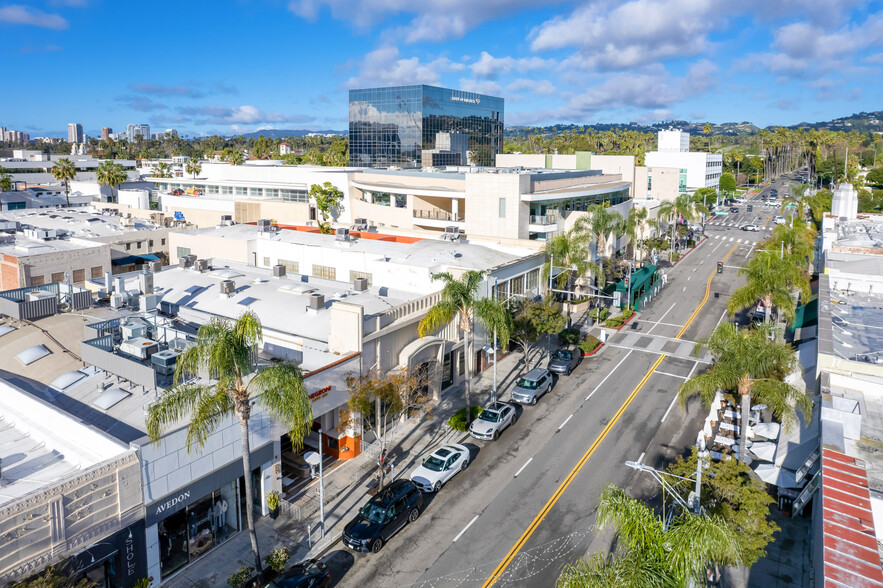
[548,347,580,376]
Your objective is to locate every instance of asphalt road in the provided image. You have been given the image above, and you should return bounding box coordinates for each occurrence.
[330,180,796,588]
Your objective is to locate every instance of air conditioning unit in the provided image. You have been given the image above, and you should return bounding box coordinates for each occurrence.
[151,348,183,375]
[26,290,55,302]
[185,254,197,265]
[121,321,147,340]
[220,214,234,226]
[308,293,325,310]
[353,277,368,291]
[220,280,236,295]
[335,228,350,241]
[195,259,209,272]
[148,260,162,273]
[138,271,154,295]
[272,264,286,277]
[257,219,272,232]
[350,218,368,231]
[442,226,462,241]
[120,337,159,360]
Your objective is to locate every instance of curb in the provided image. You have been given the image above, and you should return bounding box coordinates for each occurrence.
[305,530,343,559]
[672,237,705,266]
[615,311,638,331]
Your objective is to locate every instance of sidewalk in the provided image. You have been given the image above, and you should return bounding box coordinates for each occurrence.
[164,346,536,587]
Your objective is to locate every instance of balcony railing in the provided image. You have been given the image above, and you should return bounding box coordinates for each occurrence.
[529,213,560,225]
[413,209,463,222]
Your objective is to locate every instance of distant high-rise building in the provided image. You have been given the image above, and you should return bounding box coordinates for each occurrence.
[348,84,504,168]
[0,127,6,142]
[101,127,112,141]
[126,123,150,142]
[68,123,83,144]
[165,128,178,137]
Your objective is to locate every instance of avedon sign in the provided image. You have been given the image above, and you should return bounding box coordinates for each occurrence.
[153,490,190,517]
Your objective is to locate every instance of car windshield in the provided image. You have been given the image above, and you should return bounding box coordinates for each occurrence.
[422,455,446,471]
[517,378,539,390]
[359,503,389,524]
[553,350,571,360]
[479,410,501,422]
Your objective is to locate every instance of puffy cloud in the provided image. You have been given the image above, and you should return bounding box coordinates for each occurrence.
[470,52,556,80]
[458,79,503,96]
[344,45,464,88]
[178,105,315,125]
[0,5,68,29]
[530,0,718,71]
[506,78,557,95]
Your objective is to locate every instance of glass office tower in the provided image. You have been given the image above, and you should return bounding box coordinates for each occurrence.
[349,85,504,168]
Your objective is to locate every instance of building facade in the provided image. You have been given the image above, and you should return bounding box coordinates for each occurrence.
[126,124,150,143]
[102,127,113,141]
[349,85,504,168]
[644,130,722,192]
[67,123,83,144]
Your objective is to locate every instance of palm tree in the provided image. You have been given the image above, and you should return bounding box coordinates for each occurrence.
[678,323,812,459]
[703,122,713,152]
[417,271,511,425]
[0,167,13,192]
[228,150,245,166]
[153,161,172,178]
[658,194,707,262]
[763,222,815,264]
[624,206,649,265]
[574,205,624,281]
[146,311,312,575]
[731,149,744,186]
[96,160,126,203]
[557,484,741,587]
[50,158,77,207]
[542,229,597,300]
[185,158,202,178]
[727,250,810,325]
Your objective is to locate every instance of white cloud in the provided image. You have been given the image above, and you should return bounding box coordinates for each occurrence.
[507,78,557,95]
[344,45,463,88]
[470,52,556,79]
[458,79,503,96]
[530,0,719,71]
[0,5,68,29]
[178,105,315,125]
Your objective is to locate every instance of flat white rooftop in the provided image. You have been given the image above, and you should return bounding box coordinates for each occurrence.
[0,207,162,239]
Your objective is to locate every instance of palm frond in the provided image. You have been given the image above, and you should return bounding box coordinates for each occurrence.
[146,383,211,444]
[185,385,236,449]
[475,298,513,349]
[597,484,666,559]
[417,301,459,337]
[665,512,742,579]
[677,367,740,409]
[750,379,812,433]
[250,363,313,450]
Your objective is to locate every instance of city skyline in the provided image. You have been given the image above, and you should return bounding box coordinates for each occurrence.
[1,1,882,137]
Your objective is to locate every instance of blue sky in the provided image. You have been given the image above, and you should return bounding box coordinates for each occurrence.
[2,0,882,138]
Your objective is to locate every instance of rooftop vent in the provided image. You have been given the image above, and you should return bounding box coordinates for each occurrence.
[441,226,462,241]
[148,260,162,273]
[195,259,209,272]
[220,279,236,295]
[308,292,325,311]
[335,228,350,242]
[257,218,272,232]
[353,277,368,291]
[350,218,368,231]
[272,264,286,277]
[220,214,234,226]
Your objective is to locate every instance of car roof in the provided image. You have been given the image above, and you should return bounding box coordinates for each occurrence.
[523,368,549,380]
[368,479,413,505]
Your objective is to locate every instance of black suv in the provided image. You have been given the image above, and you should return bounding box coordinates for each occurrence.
[343,480,423,553]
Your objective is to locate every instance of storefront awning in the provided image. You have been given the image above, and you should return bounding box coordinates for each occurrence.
[615,264,658,293]
[111,254,160,266]
[791,298,818,330]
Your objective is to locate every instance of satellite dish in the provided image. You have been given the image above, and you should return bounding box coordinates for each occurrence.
[303,451,321,467]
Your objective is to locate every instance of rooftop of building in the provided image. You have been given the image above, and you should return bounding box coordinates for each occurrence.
[826,214,883,249]
[0,232,107,258]
[820,281,883,363]
[360,166,606,182]
[0,207,165,240]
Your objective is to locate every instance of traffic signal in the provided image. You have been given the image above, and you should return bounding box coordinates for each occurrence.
[717,262,723,274]
[624,275,630,288]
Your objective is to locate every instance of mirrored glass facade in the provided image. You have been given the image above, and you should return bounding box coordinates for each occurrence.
[349,85,504,168]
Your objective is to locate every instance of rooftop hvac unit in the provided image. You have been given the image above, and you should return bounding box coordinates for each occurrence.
[272,264,286,277]
[308,292,325,310]
[26,290,55,302]
[220,279,236,295]
[151,348,183,375]
[121,321,147,340]
[195,259,209,272]
[119,337,159,360]
[335,228,350,242]
[257,219,272,232]
[148,260,162,273]
[353,277,368,291]
[220,214,233,226]
[0,234,14,245]
[442,226,462,241]
[138,271,154,295]
[350,218,368,231]
[185,254,197,265]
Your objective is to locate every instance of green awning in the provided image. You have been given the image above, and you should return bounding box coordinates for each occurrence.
[615,264,658,292]
[792,298,818,329]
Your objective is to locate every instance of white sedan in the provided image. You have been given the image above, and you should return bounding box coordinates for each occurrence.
[409,444,470,493]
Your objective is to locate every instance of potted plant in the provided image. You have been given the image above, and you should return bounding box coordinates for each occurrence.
[228,566,255,588]
[267,490,280,520]
[264,546,290,576]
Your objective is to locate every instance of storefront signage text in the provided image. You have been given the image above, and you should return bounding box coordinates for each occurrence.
[125,530,136,577]
[154,491,191,517]
[309,386,331,402]
[451,94,480,104]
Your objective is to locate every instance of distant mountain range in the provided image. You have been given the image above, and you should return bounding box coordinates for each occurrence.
[237,129,346,139]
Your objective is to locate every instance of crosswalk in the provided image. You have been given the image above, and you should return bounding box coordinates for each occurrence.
[705,234,752,242]
[707,220,762,227]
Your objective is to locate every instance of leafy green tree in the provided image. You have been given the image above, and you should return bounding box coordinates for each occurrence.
[678,323,812,457]
[727,249,810,325]
[0,167,13,192]
[185,158,202,178]
[668,449,779,566]
[95,161,126,203]
[510,302,540,367]
[761,223,815,264]
[308,181,344,234]
[556,484,741,588]
[153,161,172,178]
[804,189,832,225]
[50,158,77,207]
[719,172,737,194]
[867,167,883,187]
[418,271,511,425]
[146,311,313,575]
[526,298,567,359]
[12,563,96,587]
[252,135,273,159]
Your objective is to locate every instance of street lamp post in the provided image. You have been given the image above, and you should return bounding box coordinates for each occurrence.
[304,435,326,538]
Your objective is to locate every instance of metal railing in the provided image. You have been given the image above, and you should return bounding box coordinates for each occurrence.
[529,213,560,225]
[413,209,463,222]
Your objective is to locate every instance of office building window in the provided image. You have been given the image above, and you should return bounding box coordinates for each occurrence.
[149,240,154,248]
[51,272,65,283]
[265,188,278,198]
[161,238,166,246]
[221,186,233,195]
[72,269,85,283]
[91,266,103,279]
[349,270,373,285]
[278,259,299,274]
[235,187,247,196]
[177,247,191,258]
[498,198,506,218]
[263,257,270,267]
[312,264,336,280]
[30,275,44,286]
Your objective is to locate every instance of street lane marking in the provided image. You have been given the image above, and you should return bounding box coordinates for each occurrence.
[586,350,633,400]
[683,286,687,292]
[646,303,677,335]
[662,360,702,423]
[655,370,688,379]
[453,515,479,542]
[482,242,741,588]
[558,414,573,431]
[637,452,646,465]
[514,458,532,478]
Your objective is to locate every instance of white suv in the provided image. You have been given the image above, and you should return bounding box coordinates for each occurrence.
[773,215,785,225]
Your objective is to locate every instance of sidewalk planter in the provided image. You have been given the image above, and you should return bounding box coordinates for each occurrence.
[604,309,636,330]
[578,335,602,357]
[267,491,280,520]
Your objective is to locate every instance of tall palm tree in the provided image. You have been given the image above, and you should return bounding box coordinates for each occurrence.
[0,167,13,192]
[50,158,77,207]
[153,161,172,178]
[731,149,744,185]
[727,250,810,324]
[185,158,202,178]
[542,229,597,300]
[96,160,126,203]
[624,206,649,265]
[146,311,312,575]
[658,194,707,262]
[557,484,741,587]
[763,222,815,264]
[418,271,511,425]
[703,122,713,152]
[228,150,245,166]
[678,323,812,459]
[574,205,624,274]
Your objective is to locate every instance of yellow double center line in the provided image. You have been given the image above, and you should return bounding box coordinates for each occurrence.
[482,244,739,587]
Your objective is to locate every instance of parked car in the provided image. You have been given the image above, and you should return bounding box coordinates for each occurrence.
[740,224,760,232]
[730,206,740,213]
[343,480,423,553]
[409,444,470,493]
[548,347,581,376]
[265,559,331,588]
[773,215,786,225]
[510,368,553,405]
[469,402,517,441]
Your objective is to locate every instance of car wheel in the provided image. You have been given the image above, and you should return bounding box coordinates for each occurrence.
[531,396,537,406]
[492,430,499,441]
[408,508,420,523]
[566,368,572,376]
[433,481,441,492]
[371,538,384,553]
[461,458,469,470]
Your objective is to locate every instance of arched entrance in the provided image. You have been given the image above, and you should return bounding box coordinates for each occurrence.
[398,336,446,401]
